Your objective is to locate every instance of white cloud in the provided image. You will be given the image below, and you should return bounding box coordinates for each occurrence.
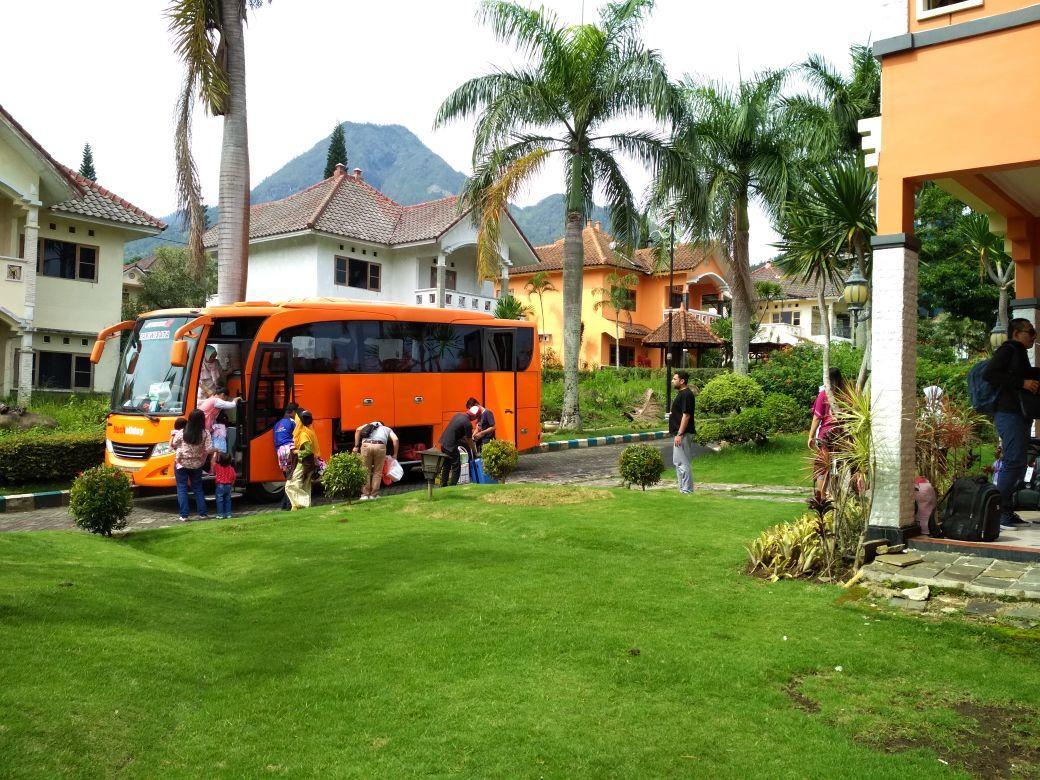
[4,0,889,259]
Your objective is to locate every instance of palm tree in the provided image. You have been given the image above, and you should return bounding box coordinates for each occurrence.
[524,270,557,334]
[435,0,675,430]
[788,44,881,161]
[958,212,1014,336]
[168,0,266,304]
[592,271,639,369]
[664,71,797,376]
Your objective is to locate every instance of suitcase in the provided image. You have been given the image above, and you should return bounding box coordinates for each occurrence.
[934,476,1001,542]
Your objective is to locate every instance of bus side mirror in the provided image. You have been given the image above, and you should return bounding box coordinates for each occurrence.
[89,340,105,365]
[171,340,189,368]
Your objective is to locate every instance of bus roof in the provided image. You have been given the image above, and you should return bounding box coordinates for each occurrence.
[137,298,535,326]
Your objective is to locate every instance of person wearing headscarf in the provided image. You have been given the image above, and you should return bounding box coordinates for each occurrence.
[286,410,322,510]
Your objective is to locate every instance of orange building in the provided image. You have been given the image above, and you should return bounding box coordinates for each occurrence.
[508,221,726,368]
[865,0,1040,542]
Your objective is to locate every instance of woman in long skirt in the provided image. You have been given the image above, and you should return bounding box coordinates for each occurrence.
[286,410,321,510]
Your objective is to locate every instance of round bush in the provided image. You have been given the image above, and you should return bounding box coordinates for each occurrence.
[618,443,664,491]
[321,452,367,502]
[481,439,519,483]
[727,407,771,444]
[761,393,806,434]
[69,465,133,536]
[698,373,765,415]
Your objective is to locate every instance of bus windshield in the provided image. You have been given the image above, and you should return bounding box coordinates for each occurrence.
[112,316,199,415]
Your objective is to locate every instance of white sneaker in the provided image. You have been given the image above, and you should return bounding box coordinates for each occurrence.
[360,495,370,501]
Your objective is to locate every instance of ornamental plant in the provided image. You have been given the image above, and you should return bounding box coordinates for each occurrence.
[761,393,806,434]
[698,373,765,415]
[321,453,367,504]
[481,440,519,483]
[69,465,133,536]
[618,443,664,491]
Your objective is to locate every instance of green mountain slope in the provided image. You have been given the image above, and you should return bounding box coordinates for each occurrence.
[126,123,605,259]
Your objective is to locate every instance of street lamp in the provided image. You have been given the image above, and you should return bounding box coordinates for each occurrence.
[842,263,870,346]
[989,321,1007,351]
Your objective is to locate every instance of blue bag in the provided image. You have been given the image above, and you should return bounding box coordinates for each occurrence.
[967,359,1000,415]
[469,457,497,485]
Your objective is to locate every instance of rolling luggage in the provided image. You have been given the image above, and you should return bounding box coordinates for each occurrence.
[932,476,1001,542]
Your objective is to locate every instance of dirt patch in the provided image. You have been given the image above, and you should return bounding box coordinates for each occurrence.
[783,675,821,714]
[482,486,613,507]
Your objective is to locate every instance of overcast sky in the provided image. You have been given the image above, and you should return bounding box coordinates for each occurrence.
[5,0,890,259]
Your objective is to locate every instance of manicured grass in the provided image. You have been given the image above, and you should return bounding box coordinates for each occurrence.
[1,486,1038,776]
[692,434,809,486]
[541,424,663,443]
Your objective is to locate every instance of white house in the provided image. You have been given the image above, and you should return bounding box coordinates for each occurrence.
[0,104,165,402]
[751,262,855,349]
[203,163,540,311]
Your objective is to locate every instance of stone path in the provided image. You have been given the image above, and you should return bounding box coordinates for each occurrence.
[862,549,1040,600]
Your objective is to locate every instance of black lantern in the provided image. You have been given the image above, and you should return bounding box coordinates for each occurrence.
[842,264,869,314]
[420,450,448,499]
[989,321,1008,352]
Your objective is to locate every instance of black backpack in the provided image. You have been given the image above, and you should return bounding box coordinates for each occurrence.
[931,477,1001,542]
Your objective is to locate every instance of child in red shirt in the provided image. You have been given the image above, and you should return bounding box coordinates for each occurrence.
[212,452,236,519]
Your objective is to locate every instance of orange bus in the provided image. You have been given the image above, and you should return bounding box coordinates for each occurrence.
[92,299,540,499]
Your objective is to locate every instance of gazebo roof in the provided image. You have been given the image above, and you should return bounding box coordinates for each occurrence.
[642,309,724,347]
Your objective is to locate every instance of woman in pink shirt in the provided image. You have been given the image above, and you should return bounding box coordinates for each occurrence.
[199,387,241,430]
[171,409,212,521]
[808,368,844,494]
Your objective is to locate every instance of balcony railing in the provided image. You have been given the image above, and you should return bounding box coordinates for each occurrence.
[414,287,496,313]
[664,307,722,324]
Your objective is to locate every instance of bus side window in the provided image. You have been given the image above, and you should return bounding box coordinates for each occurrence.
[516,328,534,371]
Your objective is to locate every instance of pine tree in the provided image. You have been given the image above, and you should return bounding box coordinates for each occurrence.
[78,143,97,182]
[323,123,347,179]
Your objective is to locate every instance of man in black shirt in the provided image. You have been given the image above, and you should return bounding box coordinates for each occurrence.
[983,317,1040,527]
[669,371,697,494]
[438,406,476,487]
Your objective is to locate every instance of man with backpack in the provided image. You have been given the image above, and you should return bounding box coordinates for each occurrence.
[983,318,1040,528]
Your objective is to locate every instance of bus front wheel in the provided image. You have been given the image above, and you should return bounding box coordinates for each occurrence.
[246,481,285,503]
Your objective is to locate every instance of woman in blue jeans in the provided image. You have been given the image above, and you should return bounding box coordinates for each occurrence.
[171,409,212,521]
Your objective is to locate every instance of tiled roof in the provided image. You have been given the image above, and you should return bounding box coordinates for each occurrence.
[125,255,160,273]
[513,222,716,277]
[50,167,166,231]
[202,165,466,248]
[751,261,840,300]
[616,321,651,337]
[642,309,724,347]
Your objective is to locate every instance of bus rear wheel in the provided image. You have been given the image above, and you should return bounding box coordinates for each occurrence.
[246,481,285,503]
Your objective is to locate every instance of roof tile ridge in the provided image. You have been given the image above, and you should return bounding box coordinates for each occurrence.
[350,175,404,209]
[400,194,458,210]
[59,165,165,228]
[1,106,85,198]
[305,175,347,229]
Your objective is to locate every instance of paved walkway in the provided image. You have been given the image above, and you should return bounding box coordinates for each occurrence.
[862,549,1040,600]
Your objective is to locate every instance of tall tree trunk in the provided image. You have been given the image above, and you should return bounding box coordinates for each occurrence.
[818,281,834,407]
[560,151,585,429]
[615,320,621,369]
[730,194,753,375]
[217,0,250,304]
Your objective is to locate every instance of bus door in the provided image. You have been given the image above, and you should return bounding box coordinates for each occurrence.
[245,343,294,483]
[483,327,517,444]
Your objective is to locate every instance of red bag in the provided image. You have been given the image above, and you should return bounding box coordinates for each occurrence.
[382,457,392,486]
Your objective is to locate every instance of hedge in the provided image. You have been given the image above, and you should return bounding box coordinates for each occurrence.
[541,367,727,387]
[0,432,105,486]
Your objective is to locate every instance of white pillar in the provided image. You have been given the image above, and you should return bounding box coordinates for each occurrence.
[435,252,446,309]
[17,205,39,407]
[867,234,919,543]
[1011,299,1040,366]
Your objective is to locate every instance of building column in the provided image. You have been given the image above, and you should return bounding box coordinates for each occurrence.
[500,264,510,300]
[17,205,39,406]
[435,252,446,309]
[1008,217,1039,364]
[866,234,920,543]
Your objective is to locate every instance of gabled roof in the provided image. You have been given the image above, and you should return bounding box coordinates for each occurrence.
[512,221,717,277]
[0,104,164,233]
[202,164,467,248]
[52,167,166,231]
[642,309,724,347]
[751,261,841,300]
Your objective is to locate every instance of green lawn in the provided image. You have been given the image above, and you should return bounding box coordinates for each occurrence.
[1,486,1038,777]
[693,434,809,486]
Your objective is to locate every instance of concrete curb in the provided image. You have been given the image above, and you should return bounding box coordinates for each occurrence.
[0,490,71,514]
[531,430,668,453]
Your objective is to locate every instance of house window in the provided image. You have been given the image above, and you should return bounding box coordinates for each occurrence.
[771,311,801,326]
[37,239,98,281]
[430,267,457,290]
[916,0,983,20]
[335,256,380,291]
[34,351,93,390]
[608,344,637,367]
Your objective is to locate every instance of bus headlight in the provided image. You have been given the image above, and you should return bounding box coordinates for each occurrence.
[152,442,172,457]
[105,439,114,454]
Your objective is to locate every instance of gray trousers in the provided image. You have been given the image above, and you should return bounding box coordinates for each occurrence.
[672,434,695,494]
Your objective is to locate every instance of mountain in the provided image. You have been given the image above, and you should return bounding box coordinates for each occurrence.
[126,122,604,259]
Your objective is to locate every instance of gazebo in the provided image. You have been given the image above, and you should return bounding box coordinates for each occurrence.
[642,308,724,368]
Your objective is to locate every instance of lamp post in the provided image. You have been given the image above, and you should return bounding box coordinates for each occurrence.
[989,321,1008,352]
[842,263,870,346]
[665,222,676,415]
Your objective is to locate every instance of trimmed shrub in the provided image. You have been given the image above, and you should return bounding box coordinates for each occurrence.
[0,432,104,485]
[696,408,772,445]
[69,465,133,536]
[618,443,664,491]
[698,373,765,415]
[761,393,807,434]
[481,439,519,483]
[321,452,367,503]
[751,343,862,409]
